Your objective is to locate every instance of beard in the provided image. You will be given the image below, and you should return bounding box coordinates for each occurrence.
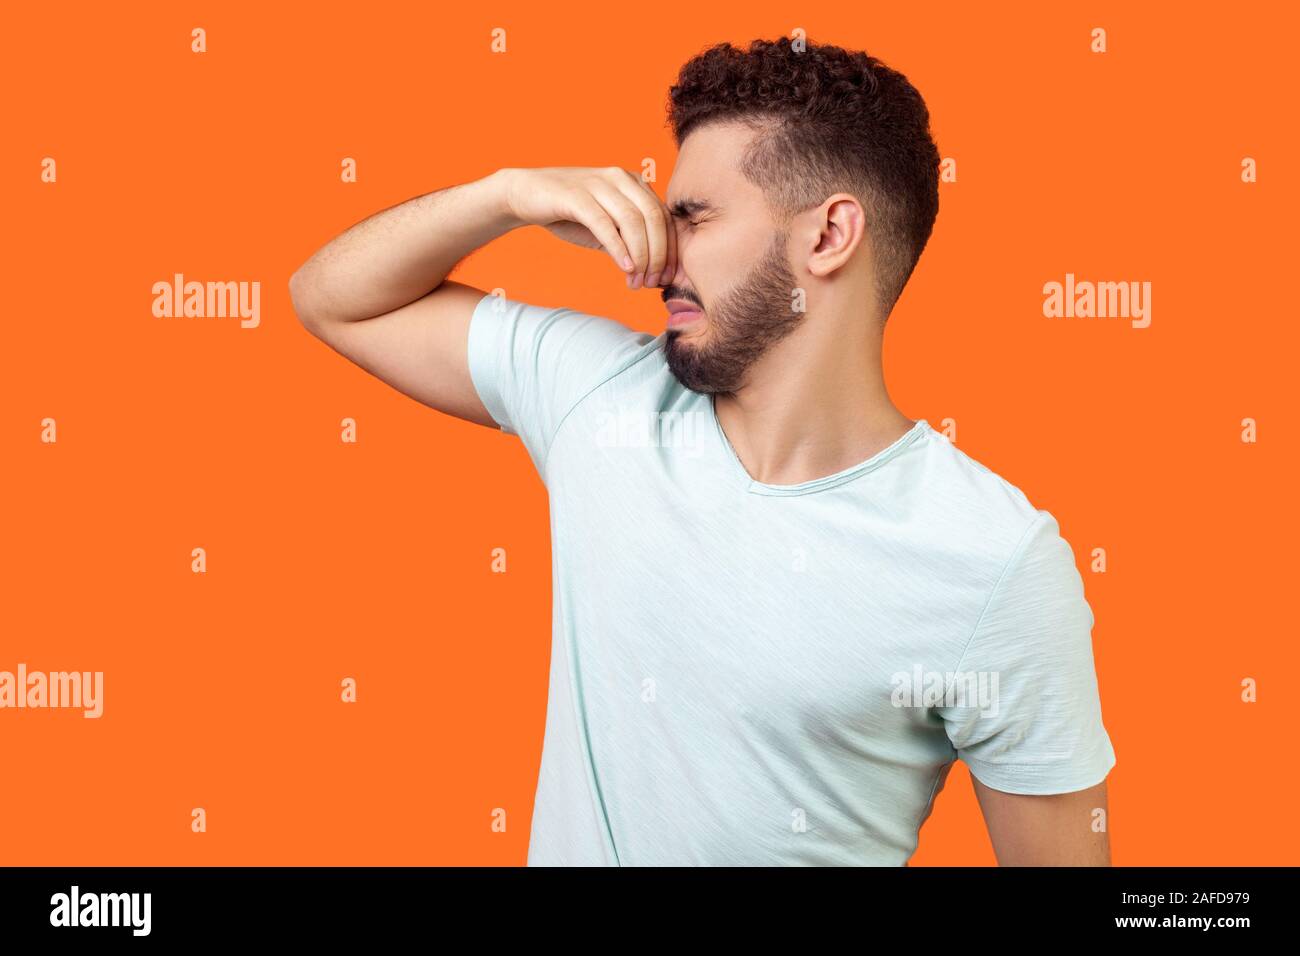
[663,229,805,395]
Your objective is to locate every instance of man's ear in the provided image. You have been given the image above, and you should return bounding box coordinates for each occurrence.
[805,194,866,278]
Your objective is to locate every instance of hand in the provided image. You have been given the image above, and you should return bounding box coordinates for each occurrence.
[500,166,678,289]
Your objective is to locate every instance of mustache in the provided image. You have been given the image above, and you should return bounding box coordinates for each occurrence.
[661,286,703,308]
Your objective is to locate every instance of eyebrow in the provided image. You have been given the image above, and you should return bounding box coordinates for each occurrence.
[667,197,715,219]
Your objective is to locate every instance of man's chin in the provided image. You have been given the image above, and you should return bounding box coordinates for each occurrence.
[664,327,702,356]
[666,320,705,340]
[664,338,727,394]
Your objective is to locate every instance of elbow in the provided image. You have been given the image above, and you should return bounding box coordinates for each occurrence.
[288,269,320,328]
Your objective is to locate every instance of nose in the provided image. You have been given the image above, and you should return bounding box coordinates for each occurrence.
[663,235,687,288]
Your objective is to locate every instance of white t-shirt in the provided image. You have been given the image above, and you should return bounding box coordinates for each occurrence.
[467,290,1117,866]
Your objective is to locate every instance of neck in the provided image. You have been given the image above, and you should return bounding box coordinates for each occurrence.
[713,310,913,486]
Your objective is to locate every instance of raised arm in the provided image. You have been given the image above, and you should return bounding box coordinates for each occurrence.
[288,166,676,426]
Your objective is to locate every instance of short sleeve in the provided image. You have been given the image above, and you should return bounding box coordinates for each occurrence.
[935,510,1117,795]
[466,290,652,480]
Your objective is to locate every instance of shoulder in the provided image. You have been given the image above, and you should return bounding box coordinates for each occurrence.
[467,290,659,420]
[900,424,1076,575]
[469,291,657,376]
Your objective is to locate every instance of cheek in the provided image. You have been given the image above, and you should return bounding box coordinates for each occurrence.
[690,224,758,284]
[679,238,728,303]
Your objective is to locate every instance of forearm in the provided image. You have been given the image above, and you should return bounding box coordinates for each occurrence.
[289,167,520,324]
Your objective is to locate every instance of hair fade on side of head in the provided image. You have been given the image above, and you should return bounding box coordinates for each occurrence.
[666,36,941,321]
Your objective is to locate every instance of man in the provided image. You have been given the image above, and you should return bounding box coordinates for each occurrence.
[289,36,1116,866]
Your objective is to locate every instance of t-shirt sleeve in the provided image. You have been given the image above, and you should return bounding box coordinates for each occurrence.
[466,289,653,480]
[935,510,1117,795]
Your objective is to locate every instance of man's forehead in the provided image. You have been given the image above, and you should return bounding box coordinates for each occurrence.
[668,124,764,212]
[666,168,731,216]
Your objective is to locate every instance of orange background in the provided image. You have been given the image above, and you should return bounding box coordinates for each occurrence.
[3,1,1296,865]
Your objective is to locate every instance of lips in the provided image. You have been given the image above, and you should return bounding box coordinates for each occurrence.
[665,298,703,329]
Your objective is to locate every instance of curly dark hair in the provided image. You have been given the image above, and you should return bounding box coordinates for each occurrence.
[667,36,941,320]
